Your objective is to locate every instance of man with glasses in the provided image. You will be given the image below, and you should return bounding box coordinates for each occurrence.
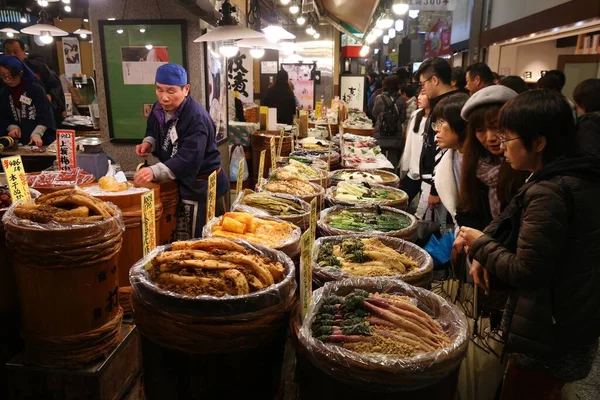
[415,58,457,217]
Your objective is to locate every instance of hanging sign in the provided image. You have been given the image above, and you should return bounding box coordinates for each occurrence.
[56,129,77,172]
[141,190,156,256]
[236,157,244,197]
[206,170,217,223]
[1,155,30,203]
[300,229,313,318]
[408,0,457,11]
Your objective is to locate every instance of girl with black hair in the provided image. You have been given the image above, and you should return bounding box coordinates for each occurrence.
[263,69,296,124]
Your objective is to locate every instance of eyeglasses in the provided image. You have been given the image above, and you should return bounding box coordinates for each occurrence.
[499,133,521,144]
[431,120,447,131]
[420,76,434,85]
[0,74,13,81]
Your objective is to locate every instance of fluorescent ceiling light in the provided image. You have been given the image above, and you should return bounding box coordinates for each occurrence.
[377,14,394,29]
[108,18,116,21]
[392,1,409,15]
[395,19,404,32]
[194,25,265,42]
[383,35,389,44]
[388,28,396,39]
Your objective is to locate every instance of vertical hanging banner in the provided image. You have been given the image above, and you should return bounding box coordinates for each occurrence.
[300,229,313,318]
[1,155,30,203]
[227,48,254,103]
[236,157,244,197]
[56,129,77,171]
[62,37,82,83]
[206,170,217,223]
[141,191,156,256]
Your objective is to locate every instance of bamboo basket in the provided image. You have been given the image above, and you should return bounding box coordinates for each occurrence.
[329,168,400,188]
[311,235,433,288]
[325,183,409,210]
[292,278,468,395]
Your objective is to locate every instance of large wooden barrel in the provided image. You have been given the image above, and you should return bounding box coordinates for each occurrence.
[4,205,124,368]
[87,183,163,314]
[158,180,178,246]
[251,130,293,183]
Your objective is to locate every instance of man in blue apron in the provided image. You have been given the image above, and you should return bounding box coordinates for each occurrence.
[134,63,229,240]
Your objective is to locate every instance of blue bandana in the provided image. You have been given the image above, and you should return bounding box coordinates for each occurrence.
[0,55,36,81]
[155,63,187,86]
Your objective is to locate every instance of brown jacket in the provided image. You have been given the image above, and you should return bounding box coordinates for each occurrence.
[471,156,600,357]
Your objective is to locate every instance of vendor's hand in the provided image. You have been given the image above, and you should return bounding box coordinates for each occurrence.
[470,260,490,295]
[133,167,154,186]
[28,135,43,147]
[136,142,152,158]
[453,235,468,254]
[8,126,21,139]
[459,226,485,247]
[428,194,440,209]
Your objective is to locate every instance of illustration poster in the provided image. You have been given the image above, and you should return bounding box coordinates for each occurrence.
[205,39,228,144]
[121,46,169,85]
[62,37,81,82]
[281,63,315,111]
[424,13,452,58]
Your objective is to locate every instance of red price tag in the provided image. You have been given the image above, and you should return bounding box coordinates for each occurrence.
[56,129,77,172]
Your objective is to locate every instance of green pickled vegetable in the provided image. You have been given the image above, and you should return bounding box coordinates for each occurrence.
[241,192,305,216]
[325,210,411,232]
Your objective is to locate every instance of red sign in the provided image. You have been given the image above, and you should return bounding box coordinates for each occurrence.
[56,129,77,172]
[341,45,363,58]
[424,15,452,58]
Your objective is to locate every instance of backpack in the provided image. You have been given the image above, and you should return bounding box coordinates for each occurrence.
[379,95,401,136]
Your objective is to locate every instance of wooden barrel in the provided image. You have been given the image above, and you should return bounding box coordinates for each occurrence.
[4,207,124,368]
[158,180,178,246]
[251,130,293,183]
[87,183,163,314]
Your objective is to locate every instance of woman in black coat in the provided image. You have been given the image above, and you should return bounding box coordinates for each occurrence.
[263,70,296,125]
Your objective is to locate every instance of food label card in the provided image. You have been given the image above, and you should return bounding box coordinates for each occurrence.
[56,129,77,172]
[141,190,156,256]
[300,229,313,318]
[270,136,277,171]
[258,150,266,183]
[236,157,244,197]
[277,130,284,159]
[315,101,323,119]
[310,197,317,242]
[1,155,30,203]
[206,170,217,223]
[326,140,333,173]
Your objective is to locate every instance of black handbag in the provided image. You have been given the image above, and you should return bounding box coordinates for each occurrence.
[416,208,441,246]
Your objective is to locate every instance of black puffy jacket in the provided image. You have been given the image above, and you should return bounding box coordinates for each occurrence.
[575,112,600,157]
[471,156,600,357]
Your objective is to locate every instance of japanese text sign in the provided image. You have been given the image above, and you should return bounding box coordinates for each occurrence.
[206,170,217,223]
[300,229,313,318]
[141,190,156,256]
[2,156,30,203]
[56,129,77,172]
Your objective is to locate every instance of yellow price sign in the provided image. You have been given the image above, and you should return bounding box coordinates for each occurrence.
[300,229,313,318]
[236,157,244,197]
[258,150,266,182]
[277,130,284,159]
[206,170,217,223]
[315,101,323,119]
[310,197,317,241]
[141,190,156,257]
[1,155,30,203]
[270,136,277,171]
[326,140,333,173]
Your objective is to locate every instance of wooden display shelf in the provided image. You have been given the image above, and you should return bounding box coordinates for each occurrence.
[5,322,141,400]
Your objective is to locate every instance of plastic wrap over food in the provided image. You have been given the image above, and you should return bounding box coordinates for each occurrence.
[83,184,149,196]
[257,178,325,207]
[318,205,418,242]
[297,278,469,391]
[325,182,408,210]
[202,213,301,259]
[231,190,311,231]
[329,168,400,188]
[129,239,297,319]
[311,235,433,288]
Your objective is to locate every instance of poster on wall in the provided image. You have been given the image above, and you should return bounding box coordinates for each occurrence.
[408,0,457,11]
[205,39,228,144]
[340,75,366,111]
[227,48,253,103]
[424,12,452,58]
[121,46,169,85]
[62,37,81,82]
[281,63,315,111]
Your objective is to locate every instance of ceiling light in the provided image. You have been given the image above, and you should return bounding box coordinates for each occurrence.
[395,19,404,32]
[21,24,69,37]
[262,24,295,43]
[286,52,303,62]
[116,29,123,34]
[297,15,306,25]
[140,28,146,33]
[74,27,93,38]
[20,16,27,23]
[238,37,283,50]
[313,32,320,39]
[383,35,389,44]
[530,33,536,37]
[365,33,376,44]
[377,14,394,29]
[64,5,71,12]
[250,47,265,58]
[62,0,71,3]
[219,40,239,57]
[306,25,315,35]
[194,25,265,43]
[108,18,116,21]
[392,1,409,15]
[388,28,396,39]
[79,33,87,39]
[1,28,19,37]
[84,19,89,22]
[280,0,291,4]
[37,0,49,7]
[39,32,54,44]
[289,1,300,14]
[372,28,383,37]
[145,44,153,50]
[409,10,420,19]
[359,45,369,57]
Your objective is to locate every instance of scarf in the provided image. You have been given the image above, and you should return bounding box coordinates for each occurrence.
[476,158,501,219]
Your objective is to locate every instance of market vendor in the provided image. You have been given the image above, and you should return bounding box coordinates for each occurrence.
[133,63,229,239]
[0,55,56,147]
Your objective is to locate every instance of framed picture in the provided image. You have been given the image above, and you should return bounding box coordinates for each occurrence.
[204,35,228,145]
[340,75,367,111]
[99,20,187,143]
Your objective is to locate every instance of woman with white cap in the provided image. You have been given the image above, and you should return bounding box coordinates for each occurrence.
[134,63,229,240]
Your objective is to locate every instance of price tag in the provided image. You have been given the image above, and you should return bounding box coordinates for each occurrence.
[310,197,317,241]
[1,155,30,203]
[236,157,244,197]
[315,101,323,119]
[206,170,217,223]
[300,229,313,318]
[258,150,266,182]
[141,190,156,256]
[270,136,277,171]
[56,129,77,172]
[277,130,284,159]
[327,140,333,173]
